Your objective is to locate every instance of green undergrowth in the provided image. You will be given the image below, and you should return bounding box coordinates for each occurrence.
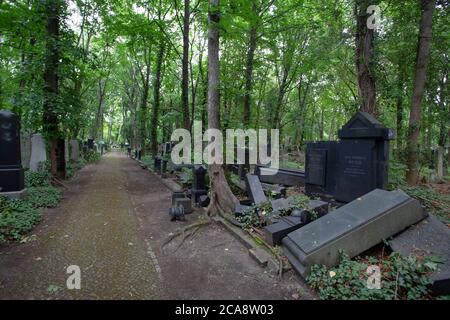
[0,169,62,245]
[389,161,450,224]
[307,251,438,300]
[83,149,101,163]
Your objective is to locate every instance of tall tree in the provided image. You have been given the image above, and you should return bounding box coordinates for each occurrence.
[207,0,238,216]
[406,0,436,184]
[355,0,377,114]
[181,0,191,130]
[43,0,65,179]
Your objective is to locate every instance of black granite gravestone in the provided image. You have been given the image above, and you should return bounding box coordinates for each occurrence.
[138,149,142,160]
[0,110,25,194]
[87,138,94,149]
[305,141,338,198]
[191,165,207,203]
[304,112,394,203]
[335,112,394,203]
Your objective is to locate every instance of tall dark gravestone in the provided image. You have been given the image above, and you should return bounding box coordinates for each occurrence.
[87,138,94,150]
[335,112,394,203]
[191,165,208,203]
[56,138,66,179]
[305,112,394,203]
[0,110,25,197]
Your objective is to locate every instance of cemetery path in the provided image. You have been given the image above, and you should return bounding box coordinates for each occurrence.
[0,151,312,299]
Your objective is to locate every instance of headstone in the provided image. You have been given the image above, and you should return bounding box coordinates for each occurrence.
[199,195,210,207]
[65,139,69,162]
[234,204,251,218]
[335,112,394,202]
[265,216,303,246]
[245,174,267,205]
[175,197,193,214]
[154,157,162,172]
[30,133,47,172]
[437,146,444,181]
[172,191,186,205]
[282,189,427,277]
[87,138,94,150]
[305,141,338,198]
[389,214,450,295]
[304,112,394,203]
[20,132,31,169]
[70,139,79,162]
[191,165,208,203]
[0,110,25,197]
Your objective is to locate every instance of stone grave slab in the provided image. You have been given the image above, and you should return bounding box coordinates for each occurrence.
[234,204,251,218]
[245,174,267,205]
[30,133,47,172]
[282,189,427,277]
[264,199,329,246]
[389,214,450,295]
[255,166,305,186]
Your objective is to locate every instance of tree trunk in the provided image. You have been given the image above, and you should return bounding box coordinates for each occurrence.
[355,0,377,114]
[151,41,165,155]
[406,0,435,184]
[243,18,257,127]
[181,0,191,130]
[139,48,151,155]
[43,0,64,179]
[207,0,238,216]
[396,62,405,157]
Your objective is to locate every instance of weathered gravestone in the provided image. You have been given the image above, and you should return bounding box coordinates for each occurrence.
[30,133,47,172]
[389,214,450,295]
[65,139,69,162]
[20,132,31,169]
[305,112,394,203]
[245,174,267,205]
[191,165,207,204]
[70,139,79,162]
[282,189,427,277]
[0,110,25,198]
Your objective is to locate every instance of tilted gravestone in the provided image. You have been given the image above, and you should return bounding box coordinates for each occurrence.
[305,112,394,203]
[30,133,47,172]
[254,165,305,186]
[282,189,427,277]
[245,174,267,205]
[70,139,79,162]
[0,110,25,198]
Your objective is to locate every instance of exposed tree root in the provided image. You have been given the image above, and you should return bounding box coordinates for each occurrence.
[161,219,211,254]
[52,177,69,189]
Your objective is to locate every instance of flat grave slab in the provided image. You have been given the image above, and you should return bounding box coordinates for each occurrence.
[389,214,450,295]
[254,166,305,187]
[282,189,428,277]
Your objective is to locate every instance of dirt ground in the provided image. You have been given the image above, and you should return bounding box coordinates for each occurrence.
[0,151,313,300]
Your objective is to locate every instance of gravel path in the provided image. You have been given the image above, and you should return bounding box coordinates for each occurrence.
[0,151,312,300]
